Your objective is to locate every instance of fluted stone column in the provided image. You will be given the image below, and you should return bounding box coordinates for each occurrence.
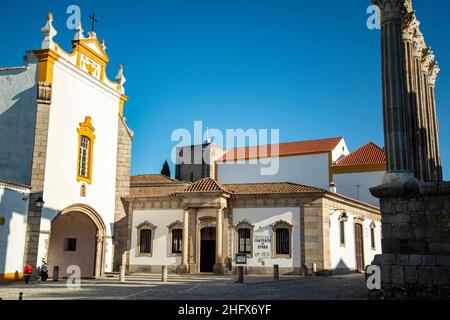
[213,207,225,275]
[373,0,416,186]
[177,208,190,273]
[402,11,420,180]
[95,236,104,278]
[427,63,442,180]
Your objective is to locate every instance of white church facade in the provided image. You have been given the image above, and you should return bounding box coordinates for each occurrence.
[0,14,131,280]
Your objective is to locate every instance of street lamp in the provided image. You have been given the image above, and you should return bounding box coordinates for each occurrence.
[341,212,349,222]
[36,197,45,208]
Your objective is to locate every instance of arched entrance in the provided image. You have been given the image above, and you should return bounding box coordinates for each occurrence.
[48,204,106,278]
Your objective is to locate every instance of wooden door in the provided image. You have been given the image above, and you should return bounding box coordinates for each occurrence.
[354,223,364,272]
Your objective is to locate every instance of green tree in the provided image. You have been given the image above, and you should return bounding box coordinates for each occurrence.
[161,160,171,177]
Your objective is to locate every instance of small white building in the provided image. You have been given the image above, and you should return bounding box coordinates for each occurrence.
[124,176,381,275]
[0,180,30,282]
[216,137,349,190]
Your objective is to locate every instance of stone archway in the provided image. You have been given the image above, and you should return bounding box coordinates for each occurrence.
[48,204,106,278]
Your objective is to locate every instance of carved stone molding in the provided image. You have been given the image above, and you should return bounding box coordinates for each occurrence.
[402,12,419,41]
[373,0,404,24]
[37,81,52,104]
[412,31,425,57]
[427,62,440,86]
[421,47,435,73]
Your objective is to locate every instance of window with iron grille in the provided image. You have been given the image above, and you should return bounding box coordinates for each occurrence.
[172,229,183,254]
[275,228,290,255]
[64,238,77,252]
[238,228,251,254]
[140,229,152,254]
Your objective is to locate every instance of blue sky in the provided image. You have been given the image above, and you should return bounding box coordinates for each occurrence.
[1,0,449,179]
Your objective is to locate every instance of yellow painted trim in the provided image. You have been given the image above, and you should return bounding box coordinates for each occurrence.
[76,116,96,185]
[331,163,387,175]
[0,272,23,283]
[119,94,128,117]
[33,49,61,84]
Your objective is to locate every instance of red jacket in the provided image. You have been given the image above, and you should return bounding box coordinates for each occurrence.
[23,265,33,275]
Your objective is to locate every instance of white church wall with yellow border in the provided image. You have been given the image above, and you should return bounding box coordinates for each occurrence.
[0,182,30,282]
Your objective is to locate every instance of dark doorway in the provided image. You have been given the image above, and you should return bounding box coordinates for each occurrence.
[354,223,365,272]
[200,227,216,273]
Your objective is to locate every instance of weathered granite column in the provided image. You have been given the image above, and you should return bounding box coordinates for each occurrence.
[177,208,190,273]
[370,0,450,300]
[373,0,416,186]
[213,207,225,275]
[402,11,420,180]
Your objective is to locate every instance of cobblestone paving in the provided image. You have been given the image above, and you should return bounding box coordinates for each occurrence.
[0,273,368,300]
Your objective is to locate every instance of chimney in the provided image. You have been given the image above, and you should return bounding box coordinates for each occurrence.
[329,182,337,193]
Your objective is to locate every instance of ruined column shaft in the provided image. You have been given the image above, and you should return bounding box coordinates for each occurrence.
[374,0,415,184]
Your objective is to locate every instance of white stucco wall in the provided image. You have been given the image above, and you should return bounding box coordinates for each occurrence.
[0,59,38,185]
[130,209,184,267]
[333,171,384,207]
[0,184,30,278]
[37,58,123,272]
[218,154,330,189]
[329,210,382,271]
[232,208,301,269]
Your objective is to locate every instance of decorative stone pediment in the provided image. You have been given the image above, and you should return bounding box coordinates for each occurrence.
[136,221,157,230]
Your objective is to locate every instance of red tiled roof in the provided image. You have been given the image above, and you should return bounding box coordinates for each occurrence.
[224,182,326,194]
[131,174,178,185]
[183,178,230,193]
[126,184,190,198]
[333,142,386,167]
[219,137,343,162]
[125,180,326,199]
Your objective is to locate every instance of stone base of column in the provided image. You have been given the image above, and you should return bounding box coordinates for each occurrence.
[213,263,227,275]
[369,181,450,300]
[189,263,197,274]
[176,264,189,274]
[369,254,450,300]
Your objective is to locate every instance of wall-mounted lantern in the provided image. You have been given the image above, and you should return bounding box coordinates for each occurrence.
[341,212,349,222]
[36,197,45,208]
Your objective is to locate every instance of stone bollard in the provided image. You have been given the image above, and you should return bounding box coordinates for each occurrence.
[53,266,59,282]
[236,266,244,283]
[119,265,126,282]
[312,263,317,276]
[274,264,280,280]
[162,266,168,283]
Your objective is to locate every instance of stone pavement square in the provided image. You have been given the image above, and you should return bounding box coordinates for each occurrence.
[0,273,368,300]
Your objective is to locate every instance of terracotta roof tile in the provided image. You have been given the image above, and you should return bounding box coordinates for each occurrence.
[126,184,190,199]
[131,174,178,185]
[219,137,343,162]
[333,142,386,167]
[183,178,230,193]
[224,182,326,194]
[125,180,326,199]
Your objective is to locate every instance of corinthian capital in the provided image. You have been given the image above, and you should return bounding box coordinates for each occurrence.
[421,47,435,73]
[412,30,425,57]
[402,12,419,41]
[427,62,440,85]
[373,0,405,24]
